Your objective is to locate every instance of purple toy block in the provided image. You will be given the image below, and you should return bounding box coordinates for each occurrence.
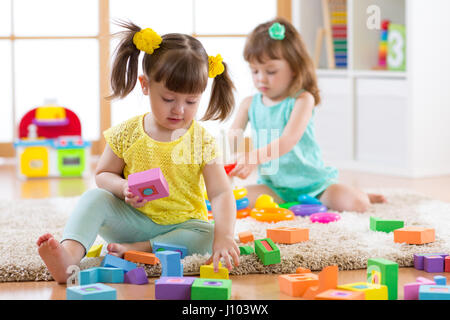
[128,168,169,202]
[424,255,445,273]
[124,267,148,285]
[414,253,448,270]
[155,277,196,300]
[404,277,435,300]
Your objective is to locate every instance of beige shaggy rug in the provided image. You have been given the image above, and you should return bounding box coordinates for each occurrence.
[1,189,449,282]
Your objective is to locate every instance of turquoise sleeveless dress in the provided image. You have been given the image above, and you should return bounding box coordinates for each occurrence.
[248,92,338,202]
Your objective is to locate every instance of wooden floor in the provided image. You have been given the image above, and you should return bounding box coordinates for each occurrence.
[0,158,449,300]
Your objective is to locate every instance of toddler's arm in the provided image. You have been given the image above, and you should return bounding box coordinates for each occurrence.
[202,161,240,272]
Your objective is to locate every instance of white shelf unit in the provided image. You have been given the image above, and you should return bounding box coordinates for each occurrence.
[293,0,450,177]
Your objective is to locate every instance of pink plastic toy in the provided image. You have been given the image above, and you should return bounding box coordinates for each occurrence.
[310,212,341,224]
[404,277,435,300]
[128,168,169,202]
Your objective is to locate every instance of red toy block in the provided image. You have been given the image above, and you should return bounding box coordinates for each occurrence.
[266,227,309,244]
[238,230,254,243]
[303,265,339,299]
[128,168,169,202]
[446,256,450,273]
[393,227,435,245]
[278,273,319,297]
[124,250,159,265]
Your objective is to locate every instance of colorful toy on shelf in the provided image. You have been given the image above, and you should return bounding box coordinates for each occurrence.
[128,167,169,202]
[250,207,294,222]
[290,204,327,217]
[367,258,398,300]
[393,227,435,245]
[310,212,341,224]
[14,104,91,178]
[370,216,404,233]
[266,227,309,244]
[191,278,232,300]
[377,20,390,69]
[387,24,406,71]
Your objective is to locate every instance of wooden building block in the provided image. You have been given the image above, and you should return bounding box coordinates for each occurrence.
[254,238,280,265]
[315,289,365,300]
[200,262,229,280]
[337,282,388,300]
[124,250,159,265]
[370,217,404,233]
[266,227,309,244]
[367,258,398,300]
[393,227,435,245]
[238,230,254,243]
[278,273,319,297]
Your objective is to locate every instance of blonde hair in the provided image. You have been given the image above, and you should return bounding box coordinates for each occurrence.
[244,17,321,106]
[108,20,235,121]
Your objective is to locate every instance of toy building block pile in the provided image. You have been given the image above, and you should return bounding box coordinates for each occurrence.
[414,253,449,273]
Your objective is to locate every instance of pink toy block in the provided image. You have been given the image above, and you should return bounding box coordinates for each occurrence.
[128,168,169,202]
[404,277,435,300]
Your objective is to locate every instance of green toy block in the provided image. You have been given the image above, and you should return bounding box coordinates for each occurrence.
[239,246,254,255]
[254,238,280,266]
[367,258,399,300]
[191,278,232,300]
[57,148,86,176]
[370,217,404,233]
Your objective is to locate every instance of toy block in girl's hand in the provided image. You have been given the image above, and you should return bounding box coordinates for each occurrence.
[200,262,229,280]
[124,267,148,285]
[128,167,169,202]
[124,250,159,265]
[266,226,309,244]
[155,277,197,300]
[238,230,254,243]
[393,227,435,245]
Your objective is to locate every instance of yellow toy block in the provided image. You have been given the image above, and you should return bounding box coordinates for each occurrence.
[35,106,66,121]
[337,282,388,300]
[86,244,103,257]
[200,262,229,280]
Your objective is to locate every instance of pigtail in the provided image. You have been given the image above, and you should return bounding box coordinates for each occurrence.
[107,20,142,100]
[202,62,235,122]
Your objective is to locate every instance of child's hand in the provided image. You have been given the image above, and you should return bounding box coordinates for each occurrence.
[228,152,258,179]
[122,181,148,208]
[206,235,240,272]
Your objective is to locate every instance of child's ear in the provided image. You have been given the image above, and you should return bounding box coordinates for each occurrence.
[139,75,149,95]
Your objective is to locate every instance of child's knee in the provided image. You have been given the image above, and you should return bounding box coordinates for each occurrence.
[80,188,115,207]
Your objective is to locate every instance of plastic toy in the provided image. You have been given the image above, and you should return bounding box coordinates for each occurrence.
[124,267,148,285]
[279,201,300,209]
[404,276,435,300]
[370,217,404,233]
[424,255,445,273]
[377,20,390,68]
[393,227,435,245]
[296,267,311,274]
[297,194,322,205]
[238,230,254,243]
[266,227,309,244]
[124,250,159,265]
[367,258,398,300]
[239,246,254,255]
[290,204,327,217]
[101,254,137,273]
[434,275,447,286]
[310,212,341,224]
[14,104,91,178]
[79,267,124,285]
[303,265,339,299]
[86,244,103,257]
[254,238,280,266]
[155,250,183,277]
[155,277,197,300]
[128,167,169,202]
[278,273,319,297]
[191,278,232,300]
[66,283,116,300]
[153,242,188,259]
[250,207,294,222]
[224,163,236,175]
[255,194,279,208]
[236,208,251,219]
[337,282,388,300]
[414,253,448,270]
[200,262,229,280]
[419,285,450,300]
[446,256,450,272]
[232,187,247,200]
[315,289,364,300]
[236,197,249,210]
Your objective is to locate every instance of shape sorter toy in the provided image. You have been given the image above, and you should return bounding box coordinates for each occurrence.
[200,262,229,280]
[153,242,188,259]
[254,238,281,266]
[367,258,398,300]
[128,168,169,202]
[191,278,232,300]
[337,282,388,300]
[155,250,183,277]
[155,277,197,300]
[266,226,309,244]
[393,227,435,245]
[278,273,319,297]
[369,217,404,233]
[14,104,91,178]
[66,283,116,300]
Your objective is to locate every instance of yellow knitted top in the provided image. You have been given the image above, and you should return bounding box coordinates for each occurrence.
[103,113,218,225]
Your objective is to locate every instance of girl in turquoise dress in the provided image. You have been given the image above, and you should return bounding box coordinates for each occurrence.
[228,18,385,212]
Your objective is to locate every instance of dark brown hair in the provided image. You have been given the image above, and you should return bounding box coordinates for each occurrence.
[108,20,235,121]
[244,17,321,106]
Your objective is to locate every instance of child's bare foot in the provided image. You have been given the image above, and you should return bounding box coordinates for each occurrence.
[368,193,387,204]
[37,233,78,284]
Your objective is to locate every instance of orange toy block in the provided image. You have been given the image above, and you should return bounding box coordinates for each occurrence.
[302,265,339,299]
[267,227,309,244]
[278,273,319,297]
[238,230,254,243]
[393,227,435,245]
[124,250,159,265]
[315,289,365,300]
[296,267,311,274]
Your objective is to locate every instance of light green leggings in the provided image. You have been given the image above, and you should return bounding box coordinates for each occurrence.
[62,188,214,257]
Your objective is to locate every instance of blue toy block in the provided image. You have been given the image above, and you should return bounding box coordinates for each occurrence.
[419,285,450,300]
[100,254,137,273]
[79,267,124,285]
[153,242,188,258]
[155,250,183,277]
[66,283,116,300]
[434,275,447,286]
[79,268,98,285]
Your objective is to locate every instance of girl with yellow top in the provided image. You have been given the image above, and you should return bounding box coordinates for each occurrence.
[37,21,239,283]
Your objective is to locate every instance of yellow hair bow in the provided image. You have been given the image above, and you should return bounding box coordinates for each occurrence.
[133,28,162,55]
[208,54,225,78]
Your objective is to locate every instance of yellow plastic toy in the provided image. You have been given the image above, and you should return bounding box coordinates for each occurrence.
[337,282,388,300]
[250,207,294,222]
[255,194,279,209]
